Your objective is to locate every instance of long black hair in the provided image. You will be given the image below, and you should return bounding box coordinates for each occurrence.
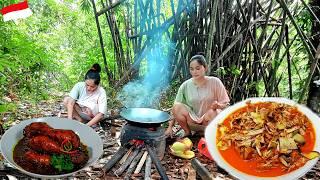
[85,63,101,85]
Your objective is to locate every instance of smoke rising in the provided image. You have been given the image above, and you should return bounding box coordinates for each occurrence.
[117,40,173,108]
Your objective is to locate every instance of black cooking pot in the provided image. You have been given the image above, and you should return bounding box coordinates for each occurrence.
[120,108,170,127]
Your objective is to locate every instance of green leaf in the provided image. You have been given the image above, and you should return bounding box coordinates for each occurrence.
[50,154,74,172]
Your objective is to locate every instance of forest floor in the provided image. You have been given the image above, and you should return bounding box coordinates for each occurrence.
[0,95,320,179]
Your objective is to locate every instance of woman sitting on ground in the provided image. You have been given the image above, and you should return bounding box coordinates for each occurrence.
[165,55,230,137]
[63,63,107,127]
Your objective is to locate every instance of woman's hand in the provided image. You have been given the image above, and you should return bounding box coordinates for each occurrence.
[87,113,104,127]
[210,101,229,110]
[165,119,176,138]
[165,127,173,138]
[210,101,220,110]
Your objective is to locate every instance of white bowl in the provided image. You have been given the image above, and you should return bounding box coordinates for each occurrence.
[205,97,320,180]
[0,117,104,179]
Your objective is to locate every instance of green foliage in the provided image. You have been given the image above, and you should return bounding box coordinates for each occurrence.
[0,0,20,7]
[79,0,92,13]
[0,0,114,105]
[0,17,56,99]
[228,65,241,76]
[215,67,226,76]
[0,103,17,113]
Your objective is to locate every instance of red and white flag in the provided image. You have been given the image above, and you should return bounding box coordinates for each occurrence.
[1,1,32,22]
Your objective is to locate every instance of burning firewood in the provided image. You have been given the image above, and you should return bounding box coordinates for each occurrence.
[102,146,127,174]
[124,150,144,180]
[144,155,152,180]
[114,147,140,177]
[119,146,134,165]
[134,151,148,174]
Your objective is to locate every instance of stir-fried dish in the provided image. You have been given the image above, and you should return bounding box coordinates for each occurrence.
[217,101,319,177]
[13,122,89,175]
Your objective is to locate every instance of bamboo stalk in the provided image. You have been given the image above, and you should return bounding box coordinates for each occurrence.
[90,0,113,84]
[285,24,293,99]
[257,1,274,48]
[276,0,315,55]
[268,6,287,96]
[205,0,218,74]
[96,0,126,16]
[275,0,317,102]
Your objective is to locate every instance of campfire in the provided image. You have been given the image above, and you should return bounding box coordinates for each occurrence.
[102,108,170,179]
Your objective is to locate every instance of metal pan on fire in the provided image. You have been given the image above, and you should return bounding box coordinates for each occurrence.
[120,108,170,124]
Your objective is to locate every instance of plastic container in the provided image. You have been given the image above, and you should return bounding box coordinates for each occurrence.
[198,137,213,160]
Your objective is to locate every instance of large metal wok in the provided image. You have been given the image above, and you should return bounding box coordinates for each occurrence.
[120,108,170,124]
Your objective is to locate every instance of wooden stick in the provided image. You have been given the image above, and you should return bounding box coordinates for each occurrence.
[191,158,213,180]
[96,0,126,16]
[119,146,134,165]
[124,150,144,180]
[114,147,140,176]
[144,155,152,180]
[134,151,148,174]
[146,144,169,180]
[102,146,127,173]
[110,119,117,136]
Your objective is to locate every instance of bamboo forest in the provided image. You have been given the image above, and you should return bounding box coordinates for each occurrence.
[0,0,319,179]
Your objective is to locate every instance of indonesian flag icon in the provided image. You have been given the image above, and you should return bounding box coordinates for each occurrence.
[1,1,32,22]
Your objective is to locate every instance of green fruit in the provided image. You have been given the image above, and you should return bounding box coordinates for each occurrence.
[170,148,195,159]
[171,141,188,152]
[180,137,193,149]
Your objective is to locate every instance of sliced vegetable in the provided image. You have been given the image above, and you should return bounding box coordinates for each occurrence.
[293,134,305,144]
[301,151,320,160]
[61,139,73,151]
[250,112,264,124]
[219,125,228,136]
[276,122,286,130]
[279,137,298,151]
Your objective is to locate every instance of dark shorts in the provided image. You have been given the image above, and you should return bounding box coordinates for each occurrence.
[79,112,92,121]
